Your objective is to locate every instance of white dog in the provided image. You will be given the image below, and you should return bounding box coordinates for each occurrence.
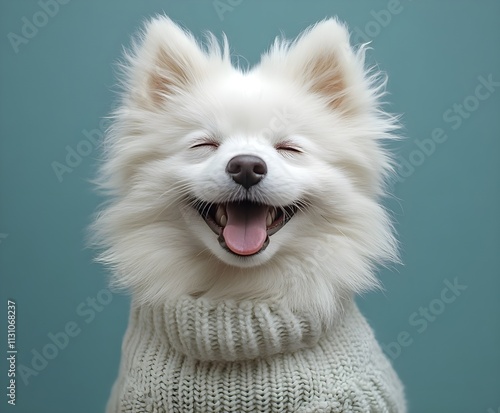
[93,15,406,412]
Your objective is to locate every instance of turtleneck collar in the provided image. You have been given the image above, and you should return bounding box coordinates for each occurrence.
[145,295,327,361]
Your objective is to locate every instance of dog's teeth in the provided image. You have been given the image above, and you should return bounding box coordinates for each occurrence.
[266,212,273,227]
[271,208,277,221]
[220,214,227,227]
[215,205,226,226]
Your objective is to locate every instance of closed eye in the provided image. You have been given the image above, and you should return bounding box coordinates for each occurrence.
[190,140,220,150]
[275,142,303,154]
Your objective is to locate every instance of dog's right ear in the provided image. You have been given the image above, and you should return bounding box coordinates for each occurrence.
[124,16,209,109]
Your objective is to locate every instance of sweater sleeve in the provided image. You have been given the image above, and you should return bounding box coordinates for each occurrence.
[303,301,407,413]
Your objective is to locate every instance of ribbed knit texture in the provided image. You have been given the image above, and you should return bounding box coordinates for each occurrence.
[106,296,406,413]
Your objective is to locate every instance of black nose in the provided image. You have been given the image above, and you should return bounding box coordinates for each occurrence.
[226,155,267,189]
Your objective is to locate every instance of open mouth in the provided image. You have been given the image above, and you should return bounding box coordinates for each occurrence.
[194,200,297,257]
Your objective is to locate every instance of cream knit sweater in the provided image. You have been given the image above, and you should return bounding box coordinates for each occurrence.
[106,296,406,413]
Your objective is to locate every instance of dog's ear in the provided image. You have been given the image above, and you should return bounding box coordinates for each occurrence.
[125,16,209,108]
[261,19,368,114]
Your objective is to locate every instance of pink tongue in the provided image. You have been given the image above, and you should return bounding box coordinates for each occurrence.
[223,203,268,256]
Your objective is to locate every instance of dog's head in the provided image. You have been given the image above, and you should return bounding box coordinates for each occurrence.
[92,16,398,320]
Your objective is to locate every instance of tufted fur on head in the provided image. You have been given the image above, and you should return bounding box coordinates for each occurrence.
[90,16,399,325]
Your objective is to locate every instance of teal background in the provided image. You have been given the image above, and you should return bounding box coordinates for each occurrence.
[1,1,499,412]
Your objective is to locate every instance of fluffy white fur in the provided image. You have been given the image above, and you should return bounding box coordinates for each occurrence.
[91,16,399,325]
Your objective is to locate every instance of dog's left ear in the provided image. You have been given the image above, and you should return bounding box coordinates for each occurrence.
[260,19,368,114]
